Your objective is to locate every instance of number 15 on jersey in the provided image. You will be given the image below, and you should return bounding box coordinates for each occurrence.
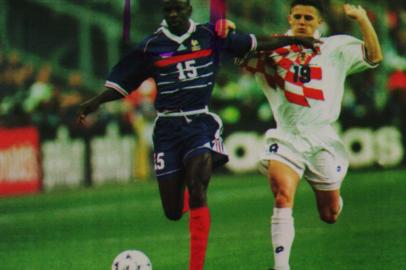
[177,60,197,80]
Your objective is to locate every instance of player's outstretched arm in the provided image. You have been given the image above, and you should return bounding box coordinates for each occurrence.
[214,19,321,51]
[77,88,123,126]
[344,4,383,64]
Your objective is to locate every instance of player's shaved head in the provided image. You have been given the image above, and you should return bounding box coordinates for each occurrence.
[162,0,192,35]
[291,0,325,14]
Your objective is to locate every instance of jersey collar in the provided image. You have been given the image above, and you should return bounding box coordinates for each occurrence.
[286,29,321,39]
[160,19,197,44]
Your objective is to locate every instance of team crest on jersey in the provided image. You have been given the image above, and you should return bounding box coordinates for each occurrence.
[191,39,201,51]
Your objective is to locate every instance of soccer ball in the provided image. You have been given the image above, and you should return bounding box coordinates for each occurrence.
[111,250,152,270]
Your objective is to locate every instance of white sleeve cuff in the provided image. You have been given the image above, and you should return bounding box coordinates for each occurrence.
[250,34,257,51]
[104,81,129,96]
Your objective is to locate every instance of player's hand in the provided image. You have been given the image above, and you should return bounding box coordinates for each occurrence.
[77,99,100,126]
[294,36,323,52]
[343,4,368,22]
[215,19,236,38]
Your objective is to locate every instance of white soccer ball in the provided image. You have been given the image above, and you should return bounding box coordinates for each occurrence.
[111,250,152,270]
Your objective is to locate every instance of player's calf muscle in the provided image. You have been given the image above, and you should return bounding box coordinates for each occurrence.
[185,153,212,208]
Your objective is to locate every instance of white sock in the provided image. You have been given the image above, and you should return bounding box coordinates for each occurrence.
[271,207,294,270]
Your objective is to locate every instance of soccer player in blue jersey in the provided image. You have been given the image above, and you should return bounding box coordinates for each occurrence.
[77,0,319,269]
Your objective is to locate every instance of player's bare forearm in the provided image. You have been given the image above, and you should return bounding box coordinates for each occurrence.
[344,4,383,64]
[77,88,123,126]
[93,88,124,104]
[257,36,321,52]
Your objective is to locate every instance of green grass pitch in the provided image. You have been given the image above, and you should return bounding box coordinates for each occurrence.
[0,170,405,270]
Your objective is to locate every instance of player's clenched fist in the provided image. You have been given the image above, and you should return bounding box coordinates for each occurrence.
[77,99,100,126]
[215,19,236,38]
[343,4,368,21]
[77,89,122,126]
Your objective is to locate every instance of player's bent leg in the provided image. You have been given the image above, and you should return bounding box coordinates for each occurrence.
[268,160,301,270]
[184,151,213,270]
[313,189,342,224]
[305,148,348,224]
[157,173,186,221]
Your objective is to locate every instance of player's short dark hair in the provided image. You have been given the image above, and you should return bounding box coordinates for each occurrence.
[290,0,325,14]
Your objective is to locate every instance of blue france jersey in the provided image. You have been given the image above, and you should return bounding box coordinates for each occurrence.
[105,20,256,111]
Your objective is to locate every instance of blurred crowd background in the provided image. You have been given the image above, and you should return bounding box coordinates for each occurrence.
[0,0,405,140]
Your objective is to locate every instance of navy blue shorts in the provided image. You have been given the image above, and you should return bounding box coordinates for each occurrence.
[152,112,228,180]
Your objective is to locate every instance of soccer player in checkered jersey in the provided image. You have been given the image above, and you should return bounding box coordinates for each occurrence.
[235,0,383,269]
[77,1,320,269]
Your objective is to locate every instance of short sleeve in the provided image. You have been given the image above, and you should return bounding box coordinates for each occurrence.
[105,45,153,96]
[329,35,379,75]
[222,30,257,57]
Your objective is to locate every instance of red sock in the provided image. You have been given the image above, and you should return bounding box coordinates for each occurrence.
[189,207,211,270]
[183,189,190,214]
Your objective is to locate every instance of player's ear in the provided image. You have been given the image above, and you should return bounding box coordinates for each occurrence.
[288,13,294,26]
[317,15,323,26]
[316,10,323,25]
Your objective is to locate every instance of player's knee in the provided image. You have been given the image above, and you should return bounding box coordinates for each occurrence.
[319,209,340,224]
[162,204,183,221]
[164,209,183,221]
[274,189,294,208]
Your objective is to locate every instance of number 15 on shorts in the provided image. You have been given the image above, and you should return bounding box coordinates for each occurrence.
[154,152,165,170]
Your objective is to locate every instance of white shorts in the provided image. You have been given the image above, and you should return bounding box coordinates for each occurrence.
[258,126,349,191]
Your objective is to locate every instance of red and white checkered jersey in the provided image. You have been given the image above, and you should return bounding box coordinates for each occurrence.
[243,34,378,130]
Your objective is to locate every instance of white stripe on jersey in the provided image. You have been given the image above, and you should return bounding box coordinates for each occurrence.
[182,82,213,90]
[158,72,213,86]
[161,82,213,95]
[195,61,214,69]
[188,72,213,80]
[161,88,180,95]
[159,70,180,77]
[158,72,214,87]
[157,81,174,86]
